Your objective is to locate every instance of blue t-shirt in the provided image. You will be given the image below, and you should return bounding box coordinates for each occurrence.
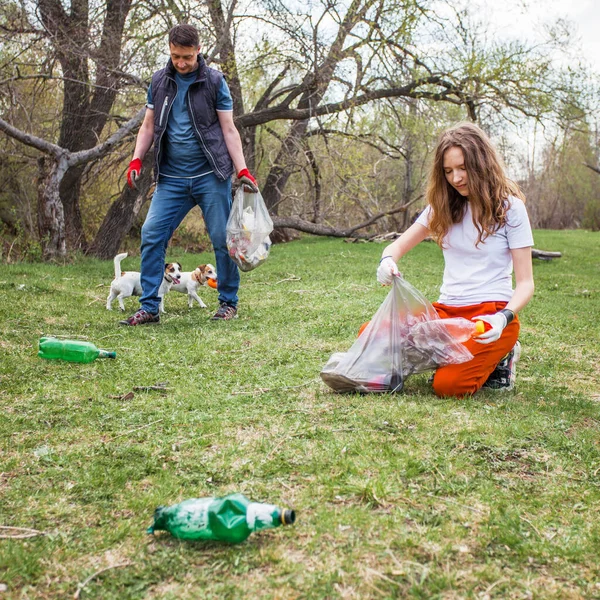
[147,73,233,178]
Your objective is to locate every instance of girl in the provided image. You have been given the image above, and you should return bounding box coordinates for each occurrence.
[377,123,534,397]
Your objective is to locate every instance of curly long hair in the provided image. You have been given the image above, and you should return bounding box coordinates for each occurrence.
[426,123,525,247]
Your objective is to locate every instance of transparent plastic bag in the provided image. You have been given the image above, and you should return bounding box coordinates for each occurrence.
[320,277,474,393]
[232,236,272,272]
[226,188,274,272]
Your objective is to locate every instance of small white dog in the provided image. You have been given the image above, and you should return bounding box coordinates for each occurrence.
[167,264,217,309]
[106,252,181,312]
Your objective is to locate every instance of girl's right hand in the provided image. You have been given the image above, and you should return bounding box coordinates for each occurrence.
[471,312,508,344]
[377,256,400,285]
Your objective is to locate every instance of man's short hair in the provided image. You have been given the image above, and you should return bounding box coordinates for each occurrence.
[168,24,199,48]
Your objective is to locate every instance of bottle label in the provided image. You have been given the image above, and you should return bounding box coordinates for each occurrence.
[246,503,277,531]
[177,498,212,536]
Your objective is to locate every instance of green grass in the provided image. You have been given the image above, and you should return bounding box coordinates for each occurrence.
[1,230,599,599]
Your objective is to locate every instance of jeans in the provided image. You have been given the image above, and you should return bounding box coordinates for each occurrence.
[139,173,239,314]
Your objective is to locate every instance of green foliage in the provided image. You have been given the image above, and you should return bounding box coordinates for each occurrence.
[0,232,599,598]
[2,0,598,251]
[0,221,44,263]
[525,123,600,229]
[265,100,466,232]
[583,198,600,231]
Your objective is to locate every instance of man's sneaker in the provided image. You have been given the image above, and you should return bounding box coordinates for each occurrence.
[482,341,521,391]
[211,303,238,320]
[119,309,160,326]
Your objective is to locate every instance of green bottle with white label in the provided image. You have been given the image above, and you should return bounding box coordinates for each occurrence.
[38,337,116,363]
[147,493,296,543]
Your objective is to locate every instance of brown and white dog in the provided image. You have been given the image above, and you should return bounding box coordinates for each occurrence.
[106,252,181,313]
[167,264,217,309]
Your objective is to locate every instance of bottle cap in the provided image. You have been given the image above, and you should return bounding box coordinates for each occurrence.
[281,509,296,525]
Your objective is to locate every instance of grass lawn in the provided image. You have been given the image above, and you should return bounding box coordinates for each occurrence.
[1,230,599,599]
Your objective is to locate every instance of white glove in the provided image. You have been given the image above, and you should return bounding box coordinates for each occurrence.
[472,312,508,344]
[377,256,400,286]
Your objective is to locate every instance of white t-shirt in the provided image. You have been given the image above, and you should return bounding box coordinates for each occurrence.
[415,196,534,306]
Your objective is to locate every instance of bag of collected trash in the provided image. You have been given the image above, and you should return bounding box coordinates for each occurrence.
[226,187,274,272]
[320,276,474,393]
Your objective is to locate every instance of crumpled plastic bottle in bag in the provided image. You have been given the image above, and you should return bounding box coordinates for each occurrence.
[411,318,486,346]
[229,236,272,272]
[226,188,274,271]
[320,276,474,393]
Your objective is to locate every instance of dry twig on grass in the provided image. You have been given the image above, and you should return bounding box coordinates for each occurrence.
[73,562,135,599]
[133,385,171,392]
[519,515,542,538]
[106,419,163,442]
[107,391,135,401]
[0,526,50,539]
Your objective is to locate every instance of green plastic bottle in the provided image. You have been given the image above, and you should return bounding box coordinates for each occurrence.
[38,337,116,363]
[147,493,296,543]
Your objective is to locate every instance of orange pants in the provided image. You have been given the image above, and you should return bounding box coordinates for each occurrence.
[432,301,519,398]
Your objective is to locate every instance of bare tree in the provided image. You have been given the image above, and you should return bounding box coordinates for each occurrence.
[203,0,573,239]
[0,0,146,257]
[0,110,144,258]
[586,163,600,175]
[0,0,587,259]
[86,151,154,258]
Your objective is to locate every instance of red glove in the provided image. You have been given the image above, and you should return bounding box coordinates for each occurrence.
[237,168,258,193]
[127,158,142,189]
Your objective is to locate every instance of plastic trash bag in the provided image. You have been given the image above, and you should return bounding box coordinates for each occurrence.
[320,277,473,393]
[226,187,274,272]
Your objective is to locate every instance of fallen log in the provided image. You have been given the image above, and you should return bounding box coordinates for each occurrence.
[347,234,563,260]
[532,249,562,260]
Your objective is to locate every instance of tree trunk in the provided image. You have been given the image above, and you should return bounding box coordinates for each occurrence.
[260,0,369,241]
[207,0,257,172]
[59,164,88,250]
[38,0,133,252]
[0,104,146,259]
[37,156,68,259]
[87,154,154,259]
[400,100,417,231]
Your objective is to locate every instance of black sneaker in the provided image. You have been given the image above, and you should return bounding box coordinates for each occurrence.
[119,309,160,326]
[482,341,521,391]
[211,303,238,320]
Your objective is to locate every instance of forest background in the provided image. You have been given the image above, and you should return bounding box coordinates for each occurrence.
[0,0,599,262]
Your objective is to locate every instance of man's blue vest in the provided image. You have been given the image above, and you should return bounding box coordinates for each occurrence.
[150,56,234,181]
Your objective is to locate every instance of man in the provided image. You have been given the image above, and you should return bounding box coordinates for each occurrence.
[121,23,258,325]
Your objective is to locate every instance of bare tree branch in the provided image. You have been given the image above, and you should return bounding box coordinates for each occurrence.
[585,163,600,175]
[273,196,420,238]
[0,117,65,157]
[0,108,145,165]
[236,77,463,128]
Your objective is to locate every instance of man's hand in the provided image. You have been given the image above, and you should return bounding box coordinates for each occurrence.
[237,168,259,193]
[377,256,400,286]
[472,312,508,344]
[127,158,142,189]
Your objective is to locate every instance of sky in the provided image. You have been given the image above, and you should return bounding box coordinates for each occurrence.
[468,0,600,176]
[481,0,600,73]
